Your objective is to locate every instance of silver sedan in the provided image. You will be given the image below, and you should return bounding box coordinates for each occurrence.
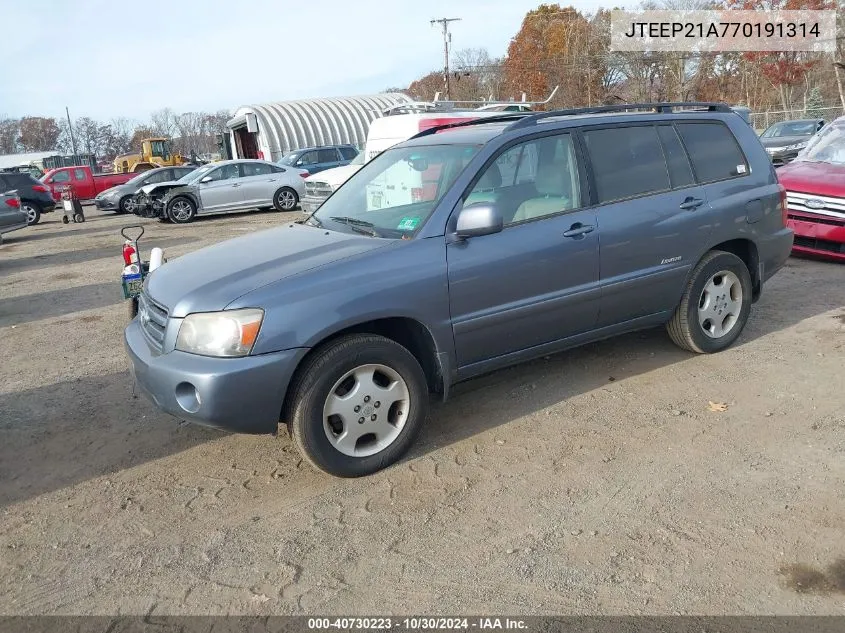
[136,160,307,224]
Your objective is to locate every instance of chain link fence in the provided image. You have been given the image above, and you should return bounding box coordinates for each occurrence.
[750,104,845,132]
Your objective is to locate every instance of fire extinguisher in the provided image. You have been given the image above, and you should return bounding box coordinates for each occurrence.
[123,240,139,266]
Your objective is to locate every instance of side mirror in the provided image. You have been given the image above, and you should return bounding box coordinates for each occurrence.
[455,203,503,239]
[200,176,212,183]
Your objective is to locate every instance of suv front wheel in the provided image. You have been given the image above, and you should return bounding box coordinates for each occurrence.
[667,250,752,354]
[287,334,429,477]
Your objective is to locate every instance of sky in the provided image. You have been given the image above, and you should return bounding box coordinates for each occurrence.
[0,0,609,123]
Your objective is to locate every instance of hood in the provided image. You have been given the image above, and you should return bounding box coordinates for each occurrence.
[140,180,184,195]
[306,164,362,187]
[96,184,128,199]
[777,160,845,198]
[760,135,809,149]
[145,223,390,317]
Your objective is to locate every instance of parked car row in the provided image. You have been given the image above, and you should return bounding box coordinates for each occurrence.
[129,160,307,223]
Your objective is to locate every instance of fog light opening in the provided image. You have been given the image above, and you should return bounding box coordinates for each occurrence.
[175,382,201,414]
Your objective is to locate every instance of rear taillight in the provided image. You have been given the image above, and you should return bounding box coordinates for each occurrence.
[778,184,787,226]
[32,184,48,193]
[5,197,19,208]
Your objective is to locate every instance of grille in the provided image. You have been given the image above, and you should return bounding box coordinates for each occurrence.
[788,213,845,227]
[137,291,169,353]
[304,181,333,198]
[785,191,845,220]
[793,236,845,254]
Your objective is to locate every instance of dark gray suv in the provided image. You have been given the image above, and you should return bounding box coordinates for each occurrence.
[125,102,793,477]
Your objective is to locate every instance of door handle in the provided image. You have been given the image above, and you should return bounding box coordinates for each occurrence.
[679,196,704,210]
[267,179,277,182]
[231,183,241,188]
[563,223,595,238]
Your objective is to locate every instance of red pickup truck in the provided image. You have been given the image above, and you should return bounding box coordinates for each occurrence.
[40,166,135,202]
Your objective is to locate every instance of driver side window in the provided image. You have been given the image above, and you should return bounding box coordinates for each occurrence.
[464,133,581,226]
[206,164,239,182]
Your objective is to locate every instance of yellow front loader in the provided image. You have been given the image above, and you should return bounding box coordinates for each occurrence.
[114,138,184,173]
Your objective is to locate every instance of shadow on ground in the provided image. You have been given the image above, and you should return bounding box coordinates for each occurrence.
[0,370,222,508]
[0,237,196,274]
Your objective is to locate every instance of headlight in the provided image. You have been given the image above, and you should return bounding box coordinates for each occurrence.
[175,308,264,357]
[783,142,807,151]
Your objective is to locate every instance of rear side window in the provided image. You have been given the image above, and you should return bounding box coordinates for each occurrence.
[339,146,358,160]
[676,122,748,183]
[584,125,670,204]
[4,174,34,188]
[657,126,694,188]
[74,168,86,181]
[318,148,339,163]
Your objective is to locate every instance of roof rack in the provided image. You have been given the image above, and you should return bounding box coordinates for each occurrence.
[506,101,733,130]
[407,102,735,141]
[380,86,560,117]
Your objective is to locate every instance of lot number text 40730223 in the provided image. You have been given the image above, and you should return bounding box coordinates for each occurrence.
[307,617,528,630]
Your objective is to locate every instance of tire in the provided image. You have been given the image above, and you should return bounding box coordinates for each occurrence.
[273,187,298,212]
[118,196,133,214]
[166,196,196,224]
[73,213,85,223]
[61,215,70,224]
[287,334,429,477]
[666,250,753,354]
[22,202,41,226]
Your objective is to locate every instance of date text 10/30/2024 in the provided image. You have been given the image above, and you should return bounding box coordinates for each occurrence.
[307,618,528,630]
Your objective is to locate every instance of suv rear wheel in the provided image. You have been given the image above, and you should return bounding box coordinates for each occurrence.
[21,202,41,226]
[287,334,429,477]
[667,250,752,353]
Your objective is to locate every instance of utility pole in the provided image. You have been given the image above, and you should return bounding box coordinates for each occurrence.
[431,17,461,100]
[65,106,79,163]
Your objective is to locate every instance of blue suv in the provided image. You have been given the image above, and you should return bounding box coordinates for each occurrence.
[126,102,793,477]
[277,144,359,175]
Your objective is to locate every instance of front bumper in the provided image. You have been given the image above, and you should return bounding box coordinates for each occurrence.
[301,194,328,214]
[124,319,308,434]
[766,147,802,166]
[787,211,845,262]
[95,197,119,211]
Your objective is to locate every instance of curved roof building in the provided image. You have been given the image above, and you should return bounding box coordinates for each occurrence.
[226,93,413,161]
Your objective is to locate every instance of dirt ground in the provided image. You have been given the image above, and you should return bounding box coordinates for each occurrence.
[0,206,844,616]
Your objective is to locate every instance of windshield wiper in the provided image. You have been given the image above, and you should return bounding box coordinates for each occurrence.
[304,213,323,227]
[329,216,380,237]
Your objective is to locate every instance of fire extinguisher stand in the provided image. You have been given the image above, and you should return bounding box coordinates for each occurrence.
[60,185,85,224]
[120,225,146,319]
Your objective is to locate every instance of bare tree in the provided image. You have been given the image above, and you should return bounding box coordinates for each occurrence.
[0,118,19,154]
[150,108,178,138]
[73,117,103,156]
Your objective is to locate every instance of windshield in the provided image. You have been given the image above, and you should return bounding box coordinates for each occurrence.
[278,152,300,166]
[761,121,818,138]
[126,170,160,186]
[309,143,480,239]
[795,123,845,165]
[178,165,209,183]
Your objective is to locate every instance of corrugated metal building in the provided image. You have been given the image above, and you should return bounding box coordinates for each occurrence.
[226,93,413,162]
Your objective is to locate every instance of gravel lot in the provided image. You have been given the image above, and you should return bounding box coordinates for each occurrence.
[1,207,843,615]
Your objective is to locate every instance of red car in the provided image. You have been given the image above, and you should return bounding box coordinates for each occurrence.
[777,116,845,262]
[40,166,135,202]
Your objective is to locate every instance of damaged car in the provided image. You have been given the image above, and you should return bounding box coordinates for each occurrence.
[131,159,306,224]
